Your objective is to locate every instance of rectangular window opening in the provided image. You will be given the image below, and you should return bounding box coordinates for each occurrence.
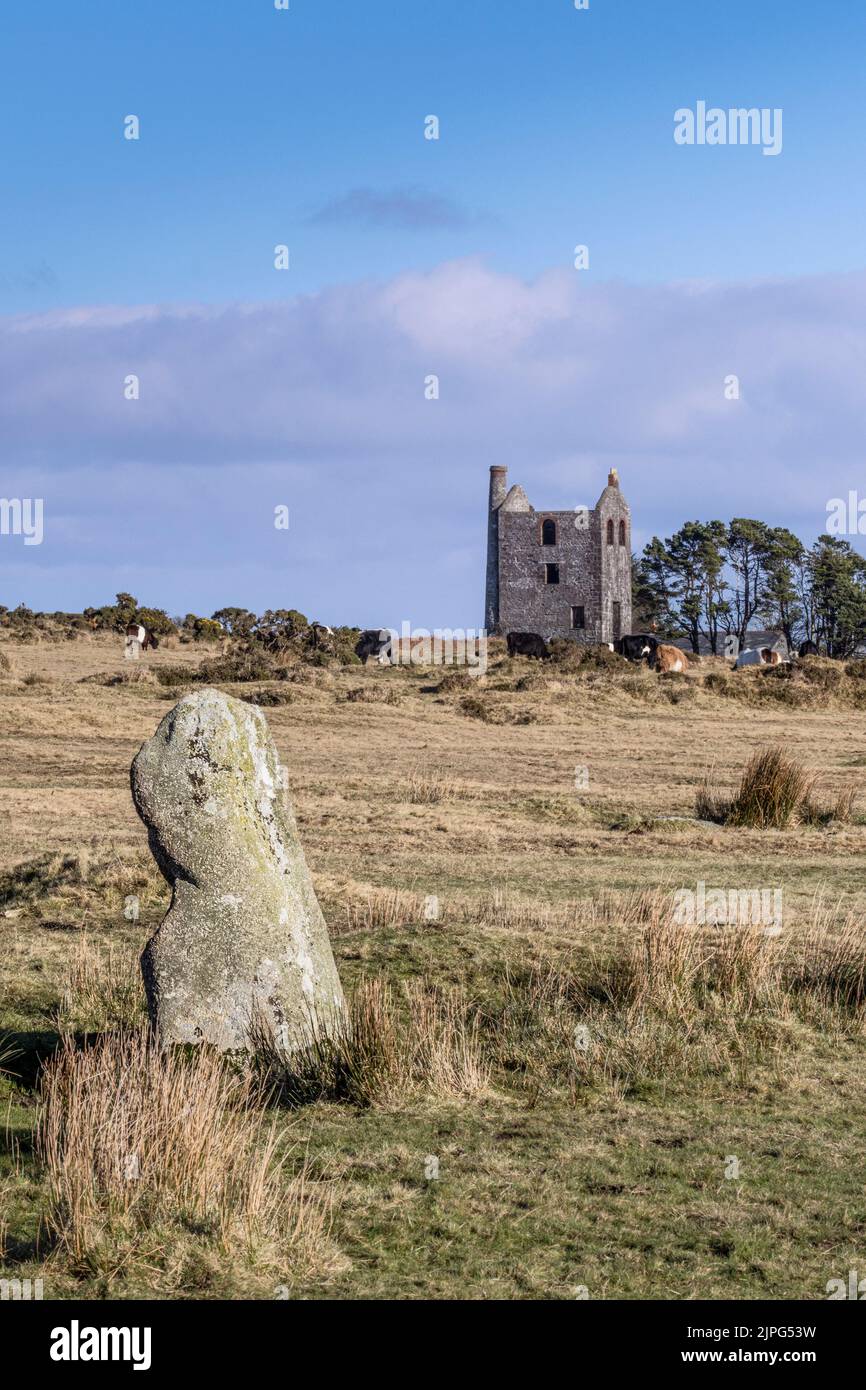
[571,605,585,630]
[545,563,560,585]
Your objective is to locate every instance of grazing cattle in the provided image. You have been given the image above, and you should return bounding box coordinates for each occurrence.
[614,634,658,663]
[309,622,334,650]
[506,631,550,660]
[798,640,819,658]
[735,646,787,669]
[125,622,159,651]
[652,643,686,673]
[355,629,392,664]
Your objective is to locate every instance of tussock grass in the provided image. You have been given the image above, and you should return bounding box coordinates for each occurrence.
[459,692,500,722]
[698,746,855,829]
[783,899,866,1022]
[404,766,458,804]
[341,884,444,932]
[253,979,489,1108]
[37,1032,334,1287]
[485,898,866,1100]
[54,936,146,1033]
[725,747,814,828]
[476,884,669,935]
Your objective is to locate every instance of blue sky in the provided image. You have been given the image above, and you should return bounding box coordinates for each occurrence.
[2,0,865,624]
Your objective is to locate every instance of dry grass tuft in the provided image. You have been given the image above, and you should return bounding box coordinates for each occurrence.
[341,884,444,933]
[488,896,866,1099]
[254,979,489,1108]
[55,935,146,1033]
[340,685,402,706]
[725,747,815,828]
[0,846,164,922]
[698,746,856,829]
[782,899,866,1023]
[38,1031,335,1286]
[476,883,670,935]
[404,766,458,804]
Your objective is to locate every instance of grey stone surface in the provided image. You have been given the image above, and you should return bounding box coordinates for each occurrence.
[131,688,345,1051]
[485,467,632,644]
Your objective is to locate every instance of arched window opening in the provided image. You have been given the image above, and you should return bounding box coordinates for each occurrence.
[619,519,627,546]
[541,518,557,546]
[606,519,614,546]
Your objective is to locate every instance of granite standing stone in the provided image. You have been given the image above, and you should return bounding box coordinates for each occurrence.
[131,688,345,1050]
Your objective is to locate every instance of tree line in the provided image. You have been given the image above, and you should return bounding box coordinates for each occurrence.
[633,521,866,657]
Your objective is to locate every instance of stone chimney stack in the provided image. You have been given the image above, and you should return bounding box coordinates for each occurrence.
[485,466,507,632]
[608,468,619,487]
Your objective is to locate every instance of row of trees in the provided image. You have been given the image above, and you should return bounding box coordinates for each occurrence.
[634,522,866,657]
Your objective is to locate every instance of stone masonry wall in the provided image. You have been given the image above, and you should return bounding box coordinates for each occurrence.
[490,474,632,643]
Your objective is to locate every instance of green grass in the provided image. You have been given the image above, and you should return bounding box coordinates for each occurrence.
[2,903,865,1300]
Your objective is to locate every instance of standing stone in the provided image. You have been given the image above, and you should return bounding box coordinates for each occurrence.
[131,688,345,1051]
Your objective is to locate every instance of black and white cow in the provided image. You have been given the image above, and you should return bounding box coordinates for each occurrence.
[506,631,550,660]
[355,629,392,664]
[614,634,658,663]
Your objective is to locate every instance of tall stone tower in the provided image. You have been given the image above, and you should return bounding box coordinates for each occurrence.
[485,466,632,644]
[485,465,508,631]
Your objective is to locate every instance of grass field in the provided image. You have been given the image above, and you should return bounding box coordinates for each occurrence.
[1,633,865,1300]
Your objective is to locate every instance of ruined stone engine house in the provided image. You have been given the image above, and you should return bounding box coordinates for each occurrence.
[485,467,632,644]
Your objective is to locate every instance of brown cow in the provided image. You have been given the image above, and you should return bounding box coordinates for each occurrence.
[652,643,686,673]
[125,621,159,651]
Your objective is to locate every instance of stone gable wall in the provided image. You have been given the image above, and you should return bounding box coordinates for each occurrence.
[494,490,632,643]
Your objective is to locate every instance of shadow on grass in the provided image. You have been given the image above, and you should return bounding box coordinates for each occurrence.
[1,1028,125,1093]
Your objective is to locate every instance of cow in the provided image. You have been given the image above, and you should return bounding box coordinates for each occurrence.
[125,621,159,651]
[506,631,550,660]
[651,642,686,673]
[355,629,392,664]
[735,646,786,669]
[615,634,658,664]
[798,640,819,658]
[309,622,334,651]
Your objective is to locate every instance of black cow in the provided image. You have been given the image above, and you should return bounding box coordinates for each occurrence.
[614,634,657,663]
[506,631,550,660]
[798,640,819,658]
[355,629,392,664]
